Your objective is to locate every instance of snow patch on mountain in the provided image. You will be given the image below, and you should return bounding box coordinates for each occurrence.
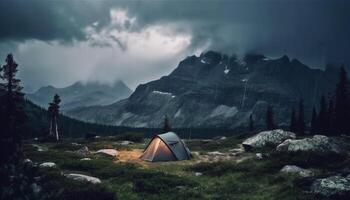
[201,59,209,64]
[174,109,182,118]
[152,91,175,98]
[224,65,230,74]
[210,105,238,118]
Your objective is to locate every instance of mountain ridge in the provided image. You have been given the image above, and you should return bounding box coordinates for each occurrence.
[26,80,132,112]
[67,51,339,129]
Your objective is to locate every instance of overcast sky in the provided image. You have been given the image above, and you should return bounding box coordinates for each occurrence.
[0,0,349,92]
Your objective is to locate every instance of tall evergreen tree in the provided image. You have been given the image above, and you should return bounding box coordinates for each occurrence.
[297,99,305,135]
[266,105,275,130]
[162,115,171,133]
[310,107,317,135]
[0,54,26,164]
[289,108,297,132]
[48,94,61,141]
[249,113,254,132]
[334,66,349,135]
[327,99,335,134]
[317,95,329,134]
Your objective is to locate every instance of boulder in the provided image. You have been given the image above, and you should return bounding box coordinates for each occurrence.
[195,172,203,176]
[66,173,101,184]
[311,175,350,197]
[276,135,343,153]
[39,162,56,168]
[280,165,314,177]
[96,149,119,157]
[75,146,90,156]
[255,153,263,160]
[32,144,45,152]
[242,129,296,150]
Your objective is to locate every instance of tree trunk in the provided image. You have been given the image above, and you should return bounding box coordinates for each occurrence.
[54,117,59,141]
[49,119,53,136]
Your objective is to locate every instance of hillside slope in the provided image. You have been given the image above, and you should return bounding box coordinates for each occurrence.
[68,51,339,128]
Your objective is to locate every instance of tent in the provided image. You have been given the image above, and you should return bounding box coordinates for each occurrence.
[140,132,191,162]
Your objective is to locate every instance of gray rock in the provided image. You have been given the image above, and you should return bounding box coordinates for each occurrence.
[32,144,46,152]
[242,129,296,150]
[80,157,92,161]
[95,149,119,157]
[207,151,224,156]
[311,175,350,197]
[276,135,343,153]
[75,146,90,156]
[66,173,101,184]
[120,140,134,145]
[255,153,263,160]
[280,165,314,177]
[39,162,56,168]
[195,172,203,176]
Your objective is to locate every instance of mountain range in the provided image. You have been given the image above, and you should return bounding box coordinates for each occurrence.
[66,51,339,129]
[26,81,132,112]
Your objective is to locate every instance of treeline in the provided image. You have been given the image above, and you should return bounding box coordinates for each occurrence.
[264,66,350,136]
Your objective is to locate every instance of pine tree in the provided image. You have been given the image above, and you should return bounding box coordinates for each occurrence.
[48,94,61,141]
[317,95,329,134]
[0,54,26,164]
[310,107,317,135]
[266,105,275,130]
[334,66,349,135]
[297,99,305,135]
[249,113,254,132]
[289,108,297,132]
[162,115,171,133]
[327,99,335,135]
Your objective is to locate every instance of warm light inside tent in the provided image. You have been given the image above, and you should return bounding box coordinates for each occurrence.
[140,137,176,161]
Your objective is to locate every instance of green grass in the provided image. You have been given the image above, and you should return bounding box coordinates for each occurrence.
[23,136,350,200]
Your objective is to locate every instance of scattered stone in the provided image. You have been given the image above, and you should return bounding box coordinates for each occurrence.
[175,186,186,190]
[242,129,296,150]
[255,153,263,160]
[207,151,224,156]
[39,162,56,168]
[24,158,33,164]
[66,173,101,184]
[191,151,200,157]
[277,135,343,153]
[195,172,203,176]
[311,175,350,197]
[280,165,314,177]
[32,144,45,152]
[75,146,90,156]
[229,147,245,154]
[34,137,39,141]
[120,140,134,145]
[80,158,92,161]
[213,136,226,140]
[96,149,119,157]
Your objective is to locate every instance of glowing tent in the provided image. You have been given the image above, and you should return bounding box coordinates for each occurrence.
[140,132,191,162]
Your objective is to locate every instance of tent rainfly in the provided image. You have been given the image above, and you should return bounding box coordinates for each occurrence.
[140,132,191,162]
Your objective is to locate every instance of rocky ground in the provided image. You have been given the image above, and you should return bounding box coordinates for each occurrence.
[21,130,350,200]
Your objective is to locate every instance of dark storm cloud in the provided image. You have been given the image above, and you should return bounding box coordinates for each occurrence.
[1,0,350,92]
[124,0,350,67]
[1,0,349,67]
